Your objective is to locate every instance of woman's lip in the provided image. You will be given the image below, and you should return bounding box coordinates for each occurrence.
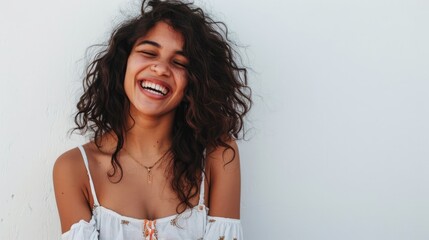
[138,78,171,92]
[137,78,171,99]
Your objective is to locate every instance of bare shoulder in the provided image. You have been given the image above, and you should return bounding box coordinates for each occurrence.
[53,146,92,233]
[53,147,87,180]
[206,139,240,175]
[206,138,241,219]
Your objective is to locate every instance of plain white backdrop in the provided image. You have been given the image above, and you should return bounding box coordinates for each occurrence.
[1,0,428,239]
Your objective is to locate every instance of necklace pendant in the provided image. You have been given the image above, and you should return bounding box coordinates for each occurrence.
[146,167,153,184]
[147,173,153,184]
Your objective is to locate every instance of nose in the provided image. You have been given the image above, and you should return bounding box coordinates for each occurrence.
[150,63,171,77]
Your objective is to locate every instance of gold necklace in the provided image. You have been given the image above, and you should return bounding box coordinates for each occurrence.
[123,148,165,184]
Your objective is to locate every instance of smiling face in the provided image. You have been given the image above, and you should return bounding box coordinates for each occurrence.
[124,21,189,121]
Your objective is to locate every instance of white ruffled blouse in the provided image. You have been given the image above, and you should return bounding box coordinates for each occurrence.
[61,146,243,240]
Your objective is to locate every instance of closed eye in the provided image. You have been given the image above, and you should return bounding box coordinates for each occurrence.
[138,51,156,57]
[173,60,188,68]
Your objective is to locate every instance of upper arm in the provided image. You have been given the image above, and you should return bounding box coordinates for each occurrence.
[53,148,92,233]
[206,139,241,219]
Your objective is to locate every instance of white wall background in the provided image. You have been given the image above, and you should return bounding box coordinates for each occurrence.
[1,0,428,239]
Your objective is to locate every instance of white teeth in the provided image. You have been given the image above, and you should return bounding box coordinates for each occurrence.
[146,89,163,95]
[141,81,168,95]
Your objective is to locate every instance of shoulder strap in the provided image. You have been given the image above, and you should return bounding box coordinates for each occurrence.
[77,145,100,206]
[199,150,207,206]
[198,172,205,206]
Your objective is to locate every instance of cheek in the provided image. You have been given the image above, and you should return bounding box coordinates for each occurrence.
[126,52,153,72]
[123,62,140,100]
[123,55,148,88]
[123,66,134,95]
[170,68,187,92]
[177,71,189,89]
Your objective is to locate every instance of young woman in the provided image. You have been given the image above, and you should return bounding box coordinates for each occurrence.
[53,0,251,239]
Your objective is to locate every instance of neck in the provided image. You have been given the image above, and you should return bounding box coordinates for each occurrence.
[123,110,175,159]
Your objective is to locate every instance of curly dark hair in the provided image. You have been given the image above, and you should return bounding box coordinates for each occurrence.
[74,0,252,213]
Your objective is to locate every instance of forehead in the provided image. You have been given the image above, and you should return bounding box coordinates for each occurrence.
[134,21,185,49]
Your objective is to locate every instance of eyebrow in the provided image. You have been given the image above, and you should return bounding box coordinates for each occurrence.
[136,40,186,57]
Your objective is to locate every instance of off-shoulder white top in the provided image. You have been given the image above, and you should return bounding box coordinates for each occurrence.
[61,145,243,240]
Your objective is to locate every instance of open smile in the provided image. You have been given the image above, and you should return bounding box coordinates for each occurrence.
[139,80,170,96]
